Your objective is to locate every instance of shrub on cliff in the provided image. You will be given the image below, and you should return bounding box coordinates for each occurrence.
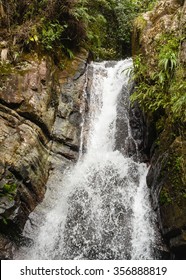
[0,0,145,60]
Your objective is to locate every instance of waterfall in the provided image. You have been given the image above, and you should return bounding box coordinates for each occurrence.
[15,59,157,260]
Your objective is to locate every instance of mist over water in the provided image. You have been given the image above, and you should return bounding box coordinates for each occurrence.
[15,59,157,260]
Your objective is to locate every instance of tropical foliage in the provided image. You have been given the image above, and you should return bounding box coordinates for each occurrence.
[131,34,186,123]
[0,0,149,60]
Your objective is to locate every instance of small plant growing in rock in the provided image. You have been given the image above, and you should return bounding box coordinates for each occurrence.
[0,183,17,200]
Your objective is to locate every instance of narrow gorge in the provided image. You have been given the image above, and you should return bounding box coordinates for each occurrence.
[0,0,185,260]
[15,59,159,260]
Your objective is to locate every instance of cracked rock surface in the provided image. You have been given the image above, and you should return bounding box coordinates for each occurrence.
[0,50,88,258]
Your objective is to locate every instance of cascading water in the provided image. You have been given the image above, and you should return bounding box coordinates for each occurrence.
[16,59,157,260]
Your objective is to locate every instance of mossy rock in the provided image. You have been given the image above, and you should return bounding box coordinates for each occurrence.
[159,135,186,199]
[158,137,186,241]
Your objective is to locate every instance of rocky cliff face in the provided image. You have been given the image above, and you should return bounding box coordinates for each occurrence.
[132,0,186,259]
[0,48,88,259]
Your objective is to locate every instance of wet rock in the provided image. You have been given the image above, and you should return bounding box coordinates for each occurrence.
[51,50,88,157]
[0,49,89,258]
[52,117,80,148]
[0,106,49,239]
[0,234,15,259]
[169,230,186,259]
[69,111,82,126]
[116,83,149,162]
[51,142,77,161]
[129,100,150,162]
[146,135,186,258]
[0,59,58,132]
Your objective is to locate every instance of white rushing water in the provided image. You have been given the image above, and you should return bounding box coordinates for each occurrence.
[16,59,157,260]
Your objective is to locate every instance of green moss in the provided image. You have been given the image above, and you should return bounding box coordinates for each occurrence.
[2,217,8,225]
[134,16,147,33]
[0,63,14,75]
[0,183,17,200]
[158,137,186,207]
[2,183,17,194]
[159,188,172,205]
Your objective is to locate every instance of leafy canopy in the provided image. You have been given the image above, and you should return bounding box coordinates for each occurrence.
[0,0,147,59]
